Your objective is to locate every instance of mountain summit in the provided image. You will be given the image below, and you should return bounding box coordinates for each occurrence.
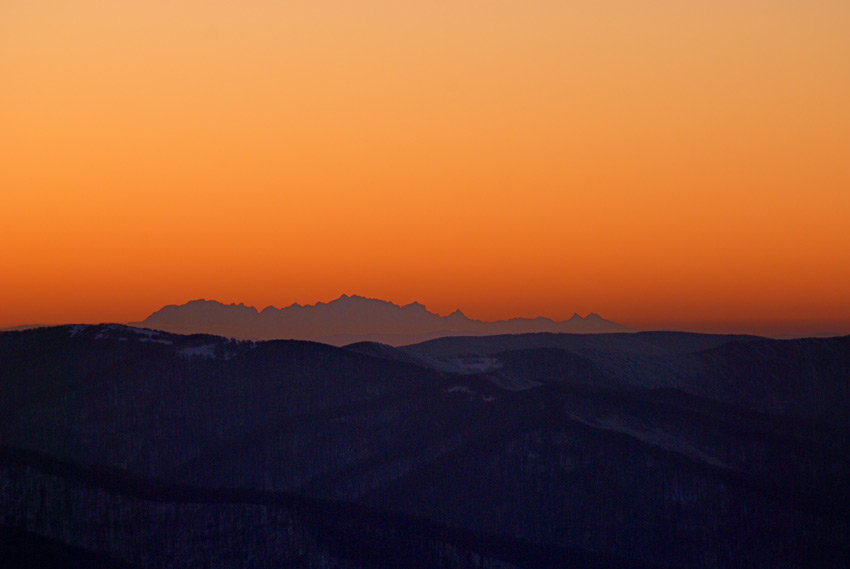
[131,295,632,345]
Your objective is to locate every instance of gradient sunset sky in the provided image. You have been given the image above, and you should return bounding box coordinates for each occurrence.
[2,1,849,335]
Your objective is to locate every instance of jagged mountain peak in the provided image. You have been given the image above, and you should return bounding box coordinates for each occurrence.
[133,296,632,345]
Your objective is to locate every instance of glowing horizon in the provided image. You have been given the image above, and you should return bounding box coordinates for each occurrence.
[2,1,849,337]
[5,292,848,338]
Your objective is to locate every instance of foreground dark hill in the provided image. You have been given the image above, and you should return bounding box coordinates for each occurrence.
[6,446,635,569]
[1,325,849,568]
[132,294,631,345]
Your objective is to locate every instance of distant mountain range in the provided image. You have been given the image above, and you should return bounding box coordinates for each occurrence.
[131,295,632,345]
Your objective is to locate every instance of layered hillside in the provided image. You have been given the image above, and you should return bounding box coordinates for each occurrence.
[1,325,848,567]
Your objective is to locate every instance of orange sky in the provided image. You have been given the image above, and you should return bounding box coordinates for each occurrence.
[2,1,849,335]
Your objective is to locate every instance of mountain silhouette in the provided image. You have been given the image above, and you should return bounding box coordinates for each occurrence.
[131,295,632,345]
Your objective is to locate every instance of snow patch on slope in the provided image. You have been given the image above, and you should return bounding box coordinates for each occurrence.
[179,344,217,359]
